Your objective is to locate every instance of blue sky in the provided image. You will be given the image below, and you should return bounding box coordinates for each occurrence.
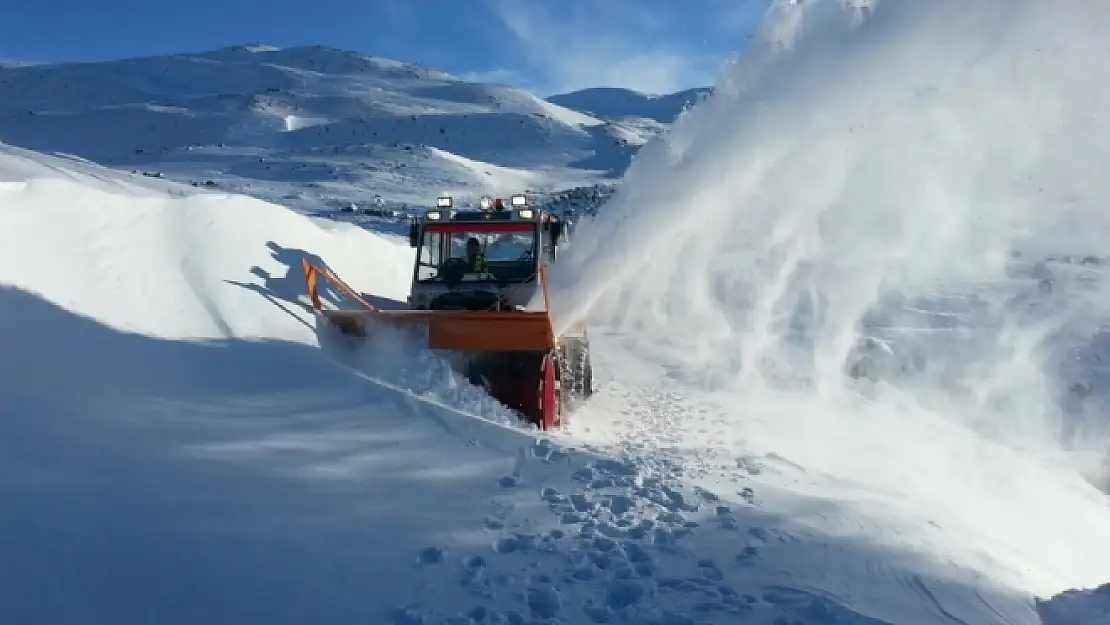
[0,0,771,95]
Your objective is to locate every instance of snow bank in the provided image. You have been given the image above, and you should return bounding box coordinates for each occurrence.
[0,145,412,341]
[549,0,1110,617]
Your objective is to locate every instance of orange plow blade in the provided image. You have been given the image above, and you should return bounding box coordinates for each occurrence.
[317,309,555,351]
[300,258,556,352]
[424,310,554,351]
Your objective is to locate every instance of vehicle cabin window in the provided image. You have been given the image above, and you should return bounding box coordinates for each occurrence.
[416,227,538,283]
[416,231,443,281]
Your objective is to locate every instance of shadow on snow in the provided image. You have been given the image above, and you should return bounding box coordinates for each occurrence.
[224,240,408,318]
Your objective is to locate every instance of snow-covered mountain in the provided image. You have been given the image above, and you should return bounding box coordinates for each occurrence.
[5,2,1110,624]
[547,86,712,124]
[0,44,677,218]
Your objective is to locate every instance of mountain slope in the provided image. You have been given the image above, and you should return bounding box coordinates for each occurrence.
[547,86,712,124]
[0,45,644,217]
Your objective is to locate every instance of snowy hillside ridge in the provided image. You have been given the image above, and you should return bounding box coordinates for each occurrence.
[0,44,689,219]
[0,141,415,340]
[547,86,713,124]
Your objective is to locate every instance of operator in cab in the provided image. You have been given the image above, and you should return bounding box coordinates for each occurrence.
[464,236,488,272]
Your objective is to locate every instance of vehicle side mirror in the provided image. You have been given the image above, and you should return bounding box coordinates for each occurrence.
[408,219,419,247]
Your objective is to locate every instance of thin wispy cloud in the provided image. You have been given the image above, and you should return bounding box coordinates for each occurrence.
[0,58,43,67]
[458,67,535,90]
[483,0,769,95]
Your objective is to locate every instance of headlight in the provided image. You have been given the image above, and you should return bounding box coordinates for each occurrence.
[425,210,442,220]
[517,208,534,219]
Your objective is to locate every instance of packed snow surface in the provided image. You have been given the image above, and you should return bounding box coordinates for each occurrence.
[4,1,1110,624]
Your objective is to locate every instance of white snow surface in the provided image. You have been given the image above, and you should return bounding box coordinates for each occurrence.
[3,1,1110,625]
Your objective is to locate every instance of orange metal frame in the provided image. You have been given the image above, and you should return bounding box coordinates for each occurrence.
[300,258,558,352]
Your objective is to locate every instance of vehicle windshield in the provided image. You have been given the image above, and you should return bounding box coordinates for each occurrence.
[416,227,538,283]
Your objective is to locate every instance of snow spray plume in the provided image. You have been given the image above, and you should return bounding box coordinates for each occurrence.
[548,0,1110,469]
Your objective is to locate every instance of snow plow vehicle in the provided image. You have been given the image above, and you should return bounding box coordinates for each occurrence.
[301,193,592,429]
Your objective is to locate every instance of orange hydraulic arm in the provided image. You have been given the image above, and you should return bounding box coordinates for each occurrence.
[301,258,374,312]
